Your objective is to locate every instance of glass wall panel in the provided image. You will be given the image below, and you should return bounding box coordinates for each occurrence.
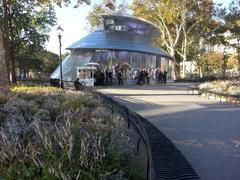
[51,49,173,82]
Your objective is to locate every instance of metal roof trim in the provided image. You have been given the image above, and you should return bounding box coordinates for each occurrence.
[67,47,173,59]
[66,28,173,59]
[101,13,159,32]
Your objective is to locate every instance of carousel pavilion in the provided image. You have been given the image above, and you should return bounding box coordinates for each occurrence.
[51,13,174,85]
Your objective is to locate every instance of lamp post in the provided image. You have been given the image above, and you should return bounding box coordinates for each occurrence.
[223,50,227,78]
[56,25,64,88]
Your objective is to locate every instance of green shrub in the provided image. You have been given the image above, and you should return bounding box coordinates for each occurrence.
[0,95,9,106]
[0,88,10,107]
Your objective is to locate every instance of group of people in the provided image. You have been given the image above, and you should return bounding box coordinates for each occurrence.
[137,69,150,85]
[92,69,113,86]
[94,69,123,86]
[105,69,113,85]
[74,66,168,90]
[136,68,168,85]
[155,68,168,84]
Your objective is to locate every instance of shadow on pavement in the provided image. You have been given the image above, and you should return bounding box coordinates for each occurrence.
[98,84,240,180]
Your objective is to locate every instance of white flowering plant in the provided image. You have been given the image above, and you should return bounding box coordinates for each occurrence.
[199,80,240,96]
[0,86,145,179]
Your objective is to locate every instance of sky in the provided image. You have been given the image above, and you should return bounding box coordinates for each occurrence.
[46,0,231,54]
[46,2,94,54]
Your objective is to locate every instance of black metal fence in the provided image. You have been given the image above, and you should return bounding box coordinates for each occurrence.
[188,86,240,105]
[88,89,199,180]
[90,89,155,179]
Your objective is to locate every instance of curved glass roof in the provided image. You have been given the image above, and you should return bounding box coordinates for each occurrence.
[67,30,172,59]
[66,14,172,59]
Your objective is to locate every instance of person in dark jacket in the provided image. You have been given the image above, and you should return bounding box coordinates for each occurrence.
[163,70,168,84]
[74,78,83,90]
[117,70,123,86]
[105,69,109,85]
[139,70,144,85]
[158,70,163,84]
[144,69,150,85]
[108,71,113,86]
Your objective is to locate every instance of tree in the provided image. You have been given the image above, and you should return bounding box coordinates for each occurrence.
[38,50,60,76]
[132,0,183,57]
[176,0,223,78]
[207,51,223,73]
[86,0,129,30]
[1,0,11,85]
[0,0,56,83]
[1,0,91,86]
[0,30,9,86]
[227,54,238,70]
[62,51,70,59]
[15,46,56,79]
[131,0,185,79]
[196,51,224,77]
[86,4,106,30]
[15,46,60,79]
[131,0,225,78]
[37,0,91,7]
[224,0,240,74]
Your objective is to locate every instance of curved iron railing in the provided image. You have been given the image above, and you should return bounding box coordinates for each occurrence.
[88,89,154,179]
[188,86,240,105]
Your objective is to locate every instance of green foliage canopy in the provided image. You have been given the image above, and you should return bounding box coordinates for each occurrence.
[86,0,129,30]
[224,1,240,72]
[0,0,57,80]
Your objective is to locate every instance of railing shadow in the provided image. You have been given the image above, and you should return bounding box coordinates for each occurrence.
[88,88,199,180]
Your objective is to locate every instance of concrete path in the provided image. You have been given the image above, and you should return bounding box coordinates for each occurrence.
[97,83,240,180]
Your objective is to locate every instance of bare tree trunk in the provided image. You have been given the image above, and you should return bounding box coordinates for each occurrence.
[238,38,240,75]
[0,30,9,86]
[177,10,188,79]
[199,67,203,78]
[3,0,12,83]
[169,48,177,80]
[181,27,187,78]
[8,7,17,83]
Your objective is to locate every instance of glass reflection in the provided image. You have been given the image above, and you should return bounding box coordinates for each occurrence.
[51,49,172,82]
[90,50,163,79]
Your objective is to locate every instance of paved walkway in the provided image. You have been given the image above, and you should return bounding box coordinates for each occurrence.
[97,83,240,180]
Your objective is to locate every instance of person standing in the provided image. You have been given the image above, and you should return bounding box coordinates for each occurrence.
[158,70,163,84]
[154,67,159,84]
[100,71,105,85]
[139,69,144,85]
[74,78,83,90]
[163,70,168,84]
[145,69,150,85]
[105,69,109,85]
[108,71,113,86]
[117,70,123,86]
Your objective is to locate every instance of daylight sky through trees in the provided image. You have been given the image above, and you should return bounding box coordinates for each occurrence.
[46,0,228,54]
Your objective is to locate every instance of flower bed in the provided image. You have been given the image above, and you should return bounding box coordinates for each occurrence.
[199,80,240,96]
[0,86,145,179]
